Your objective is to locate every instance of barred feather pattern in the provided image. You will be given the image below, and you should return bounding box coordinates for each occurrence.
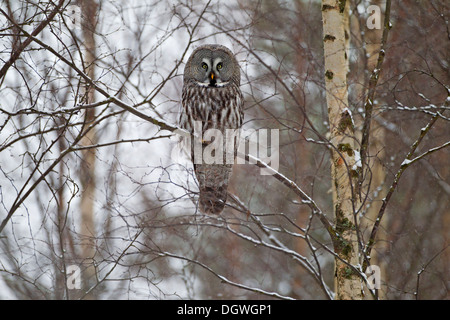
[180,80,243,214]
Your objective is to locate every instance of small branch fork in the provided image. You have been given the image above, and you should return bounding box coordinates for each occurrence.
[358,0,392,195]
[364,110,448,266]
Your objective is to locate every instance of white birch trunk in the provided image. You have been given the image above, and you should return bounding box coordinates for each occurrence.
[321,0,363,300]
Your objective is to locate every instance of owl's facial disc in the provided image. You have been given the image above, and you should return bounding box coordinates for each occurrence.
[198,57,228,88]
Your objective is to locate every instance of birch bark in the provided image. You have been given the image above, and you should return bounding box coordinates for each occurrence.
[321,0,363,300]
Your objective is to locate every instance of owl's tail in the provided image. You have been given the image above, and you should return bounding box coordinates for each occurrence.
[195,163,232,214]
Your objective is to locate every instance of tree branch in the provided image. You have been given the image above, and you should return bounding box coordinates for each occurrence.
[2,16,181,133]
[0,0,66,81]
[359,0,392,192]
[364,111,444,266]
[158,250,295,300]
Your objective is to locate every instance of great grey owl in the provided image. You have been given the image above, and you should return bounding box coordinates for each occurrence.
[179,44,244,214]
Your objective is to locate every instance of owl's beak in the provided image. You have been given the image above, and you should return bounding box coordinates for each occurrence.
[209,71,217,87]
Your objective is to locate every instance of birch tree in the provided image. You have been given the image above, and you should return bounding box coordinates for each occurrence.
[321,0,364,300]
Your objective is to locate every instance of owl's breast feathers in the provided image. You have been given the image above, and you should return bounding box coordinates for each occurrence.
[180,80,243,215]
[181,82,243,132]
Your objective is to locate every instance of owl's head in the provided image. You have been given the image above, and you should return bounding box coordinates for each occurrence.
[184,44,240,88]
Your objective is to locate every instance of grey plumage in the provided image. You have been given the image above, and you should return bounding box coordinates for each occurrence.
[180,44,243,214]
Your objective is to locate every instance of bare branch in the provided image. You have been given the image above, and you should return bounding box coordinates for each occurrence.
[0,0,66,81]
[359,0,392,193]
[365,111,443,265]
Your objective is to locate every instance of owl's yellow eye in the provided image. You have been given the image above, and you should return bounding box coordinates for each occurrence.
[217,63,223,70]
[202,62,208,70]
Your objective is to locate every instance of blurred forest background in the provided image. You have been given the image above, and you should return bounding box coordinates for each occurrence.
[0,0,448,299]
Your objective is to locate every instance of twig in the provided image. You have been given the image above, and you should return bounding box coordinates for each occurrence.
[2,18,182,133]
[228,193,334,299]
[242,153,334,233]
[0,0,66,81]
[364,112,443,265]
[359,0,392,193]
[158,250,295,300]
[414,245,449,300]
